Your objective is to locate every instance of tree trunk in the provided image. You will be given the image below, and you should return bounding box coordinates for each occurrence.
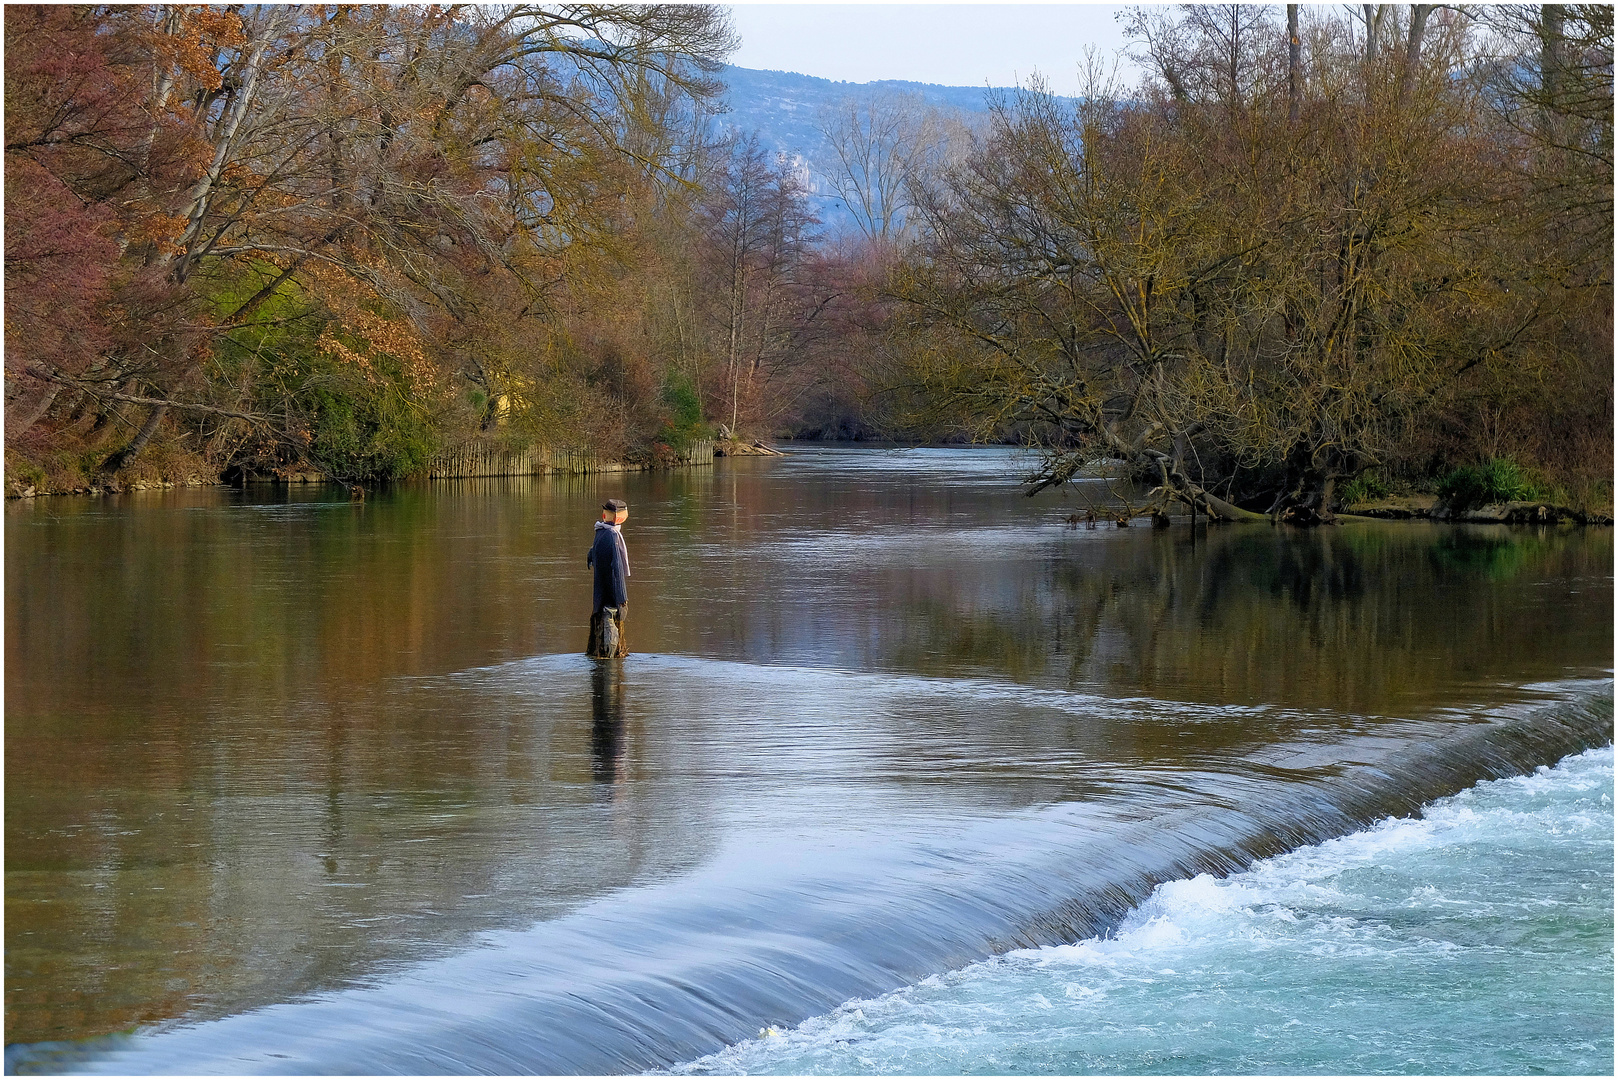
[587,605,628,659]
[100,401,167,476]
[1198,489,1269,522]
[7,383,60,439]
[1145,449,1269,523]
[1539,4,1567,155]
[1363,5,1383,67]
[729,261,745,434]
[1288,5,1302,125]
[1266,451,1343,526]
[169,10,287,283]
[1283,473,1338,526]
[1398,5,1433,106]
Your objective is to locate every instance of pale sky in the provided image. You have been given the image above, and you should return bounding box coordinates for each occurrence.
[726,4,1140,96]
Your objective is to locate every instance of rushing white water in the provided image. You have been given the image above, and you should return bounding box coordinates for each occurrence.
[674,745,1615,1076]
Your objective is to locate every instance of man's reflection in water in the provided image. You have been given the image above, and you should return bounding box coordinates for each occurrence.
[590,660,628,794]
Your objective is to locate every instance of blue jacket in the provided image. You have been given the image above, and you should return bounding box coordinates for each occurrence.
[587,522,629,611]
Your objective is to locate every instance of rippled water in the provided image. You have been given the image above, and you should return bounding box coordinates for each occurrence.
[5,446,1612,1072]
[675,746,1614,1076]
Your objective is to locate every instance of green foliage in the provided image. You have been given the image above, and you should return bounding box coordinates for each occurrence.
[657,369,711,454]
[1437,459,1548,511]
[5,453,49,490]
[1339,471,1391,506]
[206,288,440,482]
[300,364,438,482]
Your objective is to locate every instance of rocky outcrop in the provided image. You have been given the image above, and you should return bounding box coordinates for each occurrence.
[1348,493,1611,525]
[1446,501,1612,525]
[1346,495,1439,519]
[6,474,217,498]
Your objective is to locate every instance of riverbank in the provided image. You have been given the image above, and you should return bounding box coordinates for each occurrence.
[3,437,720,498]
[10,442,1608,526]
[1346,493,1613,525]
[424,438,715,479]
[1065,497,1612,528]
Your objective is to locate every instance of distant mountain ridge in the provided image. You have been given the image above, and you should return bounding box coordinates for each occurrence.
[722,65,1013,129]
[718,65,1017,238]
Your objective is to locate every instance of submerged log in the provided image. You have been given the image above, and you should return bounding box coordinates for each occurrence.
[587,606,628,659]
[1142,449,1268,523]
[1197,490,1268,522]
[714,437,785,457]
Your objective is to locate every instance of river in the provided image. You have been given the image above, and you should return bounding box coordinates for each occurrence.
[5,446,1612,1073]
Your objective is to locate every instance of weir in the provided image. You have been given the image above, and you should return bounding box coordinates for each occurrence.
[12,684,1610,1076]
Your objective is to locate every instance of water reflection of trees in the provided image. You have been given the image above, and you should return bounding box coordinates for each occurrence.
[885,525,1612,712]
[3,660,719,1046]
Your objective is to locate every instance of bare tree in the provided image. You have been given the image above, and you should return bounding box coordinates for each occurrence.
[698,134,817,433]
[1123,4,1276,110]
[816,91,971,245]
[1481,4,1614,259]
[1398,4,1436,104]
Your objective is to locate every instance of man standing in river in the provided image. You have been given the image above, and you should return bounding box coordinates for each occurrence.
[586,499,630,658]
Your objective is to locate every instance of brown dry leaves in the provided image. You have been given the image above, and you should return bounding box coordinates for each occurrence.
[303,263,438,393]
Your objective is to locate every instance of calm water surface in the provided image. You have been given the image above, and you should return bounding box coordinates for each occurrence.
[5,446,1612,1071]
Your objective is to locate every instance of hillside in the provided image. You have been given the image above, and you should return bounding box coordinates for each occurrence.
[718,65,1013,237]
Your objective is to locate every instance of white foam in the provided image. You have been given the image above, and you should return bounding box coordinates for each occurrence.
[671,745,1615,1076]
